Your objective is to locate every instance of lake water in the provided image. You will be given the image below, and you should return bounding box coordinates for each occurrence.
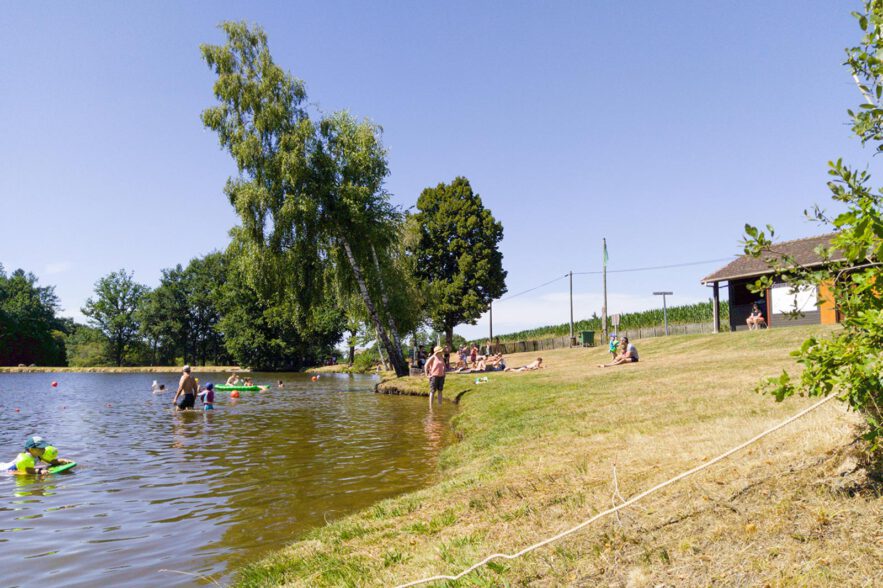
[0,372,455,587]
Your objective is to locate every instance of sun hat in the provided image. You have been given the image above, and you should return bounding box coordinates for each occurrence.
[182,365,191,373]
[24,435,48,450]
[206,382,214,390]
[433,345,444,353]
[43,446,58,461]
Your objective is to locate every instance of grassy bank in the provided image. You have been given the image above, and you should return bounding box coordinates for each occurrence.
[237,326,881,587]
[0,365,241,373]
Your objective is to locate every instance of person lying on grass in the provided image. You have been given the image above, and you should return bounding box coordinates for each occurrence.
[505,357,544,372]
[454,353,507,373]
[599,336,639,367]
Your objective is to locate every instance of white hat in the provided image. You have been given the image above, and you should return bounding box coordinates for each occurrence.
[183,365,191,373]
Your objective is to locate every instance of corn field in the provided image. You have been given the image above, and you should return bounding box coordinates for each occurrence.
[480,300,728,344]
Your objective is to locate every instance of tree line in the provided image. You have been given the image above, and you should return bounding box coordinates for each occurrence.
[1,21,509,372]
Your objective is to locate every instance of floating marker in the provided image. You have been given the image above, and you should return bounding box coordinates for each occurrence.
[51,381,58,388]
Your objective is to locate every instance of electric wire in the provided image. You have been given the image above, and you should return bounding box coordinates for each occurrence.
[494,257,733,305]
[572,257,733,275]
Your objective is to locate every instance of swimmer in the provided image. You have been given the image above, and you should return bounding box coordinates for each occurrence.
[226,373,241,386]
[277,380,284,389]
[151,380,167,394]
[2,436,71,475]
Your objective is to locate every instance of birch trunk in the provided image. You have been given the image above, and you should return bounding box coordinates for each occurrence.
[370,245,407,371]
[340,237,409,376]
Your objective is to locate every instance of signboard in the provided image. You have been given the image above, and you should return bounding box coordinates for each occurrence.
[611,313,621,327]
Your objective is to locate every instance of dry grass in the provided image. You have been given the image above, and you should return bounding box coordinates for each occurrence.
[236,326,881,587]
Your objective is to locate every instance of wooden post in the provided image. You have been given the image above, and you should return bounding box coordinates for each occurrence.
[712,282,720,333]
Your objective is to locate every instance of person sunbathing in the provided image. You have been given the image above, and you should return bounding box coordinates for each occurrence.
[505,357,544,372]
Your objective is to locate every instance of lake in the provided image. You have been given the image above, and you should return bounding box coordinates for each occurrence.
[0,372,455,587]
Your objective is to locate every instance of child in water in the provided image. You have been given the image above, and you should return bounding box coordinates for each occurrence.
[199,382,215,410]
[2,436,71,475]
[151,380,167,394]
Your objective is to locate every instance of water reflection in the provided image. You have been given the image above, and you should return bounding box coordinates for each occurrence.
[0,372,455,587]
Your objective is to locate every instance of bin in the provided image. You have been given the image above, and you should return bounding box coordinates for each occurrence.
[579,330,595,347]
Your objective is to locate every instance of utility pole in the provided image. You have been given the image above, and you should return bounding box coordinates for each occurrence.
[569,271,574,344]
[489,300,493,342]
[653,291,673,335]
[602,238,609,340]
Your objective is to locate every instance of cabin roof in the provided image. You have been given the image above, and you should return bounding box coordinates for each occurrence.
[701,233,843,284]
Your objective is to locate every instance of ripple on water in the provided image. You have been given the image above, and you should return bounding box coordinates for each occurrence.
[0,372,454,587]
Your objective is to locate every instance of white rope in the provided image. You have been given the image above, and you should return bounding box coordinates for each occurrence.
[394,394,838,588]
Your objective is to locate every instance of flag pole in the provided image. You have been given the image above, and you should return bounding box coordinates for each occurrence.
[568,271,574,345]
[602,238,608,341]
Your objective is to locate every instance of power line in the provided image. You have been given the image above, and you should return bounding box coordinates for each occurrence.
[497,274,568,302]
[573,257,733,276]
[492,257,733,306]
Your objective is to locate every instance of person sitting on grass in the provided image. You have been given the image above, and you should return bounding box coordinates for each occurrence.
[484,353,506,371]
[505,357,544,372]
[599,336,639,367]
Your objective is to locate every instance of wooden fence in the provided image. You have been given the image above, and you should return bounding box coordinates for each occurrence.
[491,322,730,355]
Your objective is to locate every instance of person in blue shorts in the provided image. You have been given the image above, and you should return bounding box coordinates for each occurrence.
[2,436,71,475]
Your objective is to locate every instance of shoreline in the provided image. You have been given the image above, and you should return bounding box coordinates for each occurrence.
[375,374,475,404]
[233,325,879,587]
[0,366,242,374]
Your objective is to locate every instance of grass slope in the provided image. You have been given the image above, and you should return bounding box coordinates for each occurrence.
[237,326,881,587]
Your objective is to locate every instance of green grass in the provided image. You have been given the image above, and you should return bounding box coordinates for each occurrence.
[234,325,880,587]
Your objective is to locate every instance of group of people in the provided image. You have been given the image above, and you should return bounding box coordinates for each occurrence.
[225,373,254,387]
[422,343,548,407]
[599,334,639,367]
[162,365,214,411]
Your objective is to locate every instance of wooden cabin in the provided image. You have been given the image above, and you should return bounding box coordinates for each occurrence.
[701,233,843,332]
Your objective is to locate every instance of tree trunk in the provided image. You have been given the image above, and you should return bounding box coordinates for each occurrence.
[114,334,124,367]
[340,237,408,376]
[370,245,407,371]
[445,325,454,367]
[375,329,389,371]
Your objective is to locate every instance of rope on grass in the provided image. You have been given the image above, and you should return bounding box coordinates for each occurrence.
[394,393,838,588]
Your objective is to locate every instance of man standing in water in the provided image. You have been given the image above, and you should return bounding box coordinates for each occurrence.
[172,365,198,410]
[424,346,446,408]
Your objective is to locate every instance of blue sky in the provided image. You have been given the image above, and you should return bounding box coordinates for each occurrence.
[0,1,875,340]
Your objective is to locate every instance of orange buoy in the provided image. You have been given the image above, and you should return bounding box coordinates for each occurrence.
[51,381,58,388]
[311,376,317,382]
[231,390,240,398]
